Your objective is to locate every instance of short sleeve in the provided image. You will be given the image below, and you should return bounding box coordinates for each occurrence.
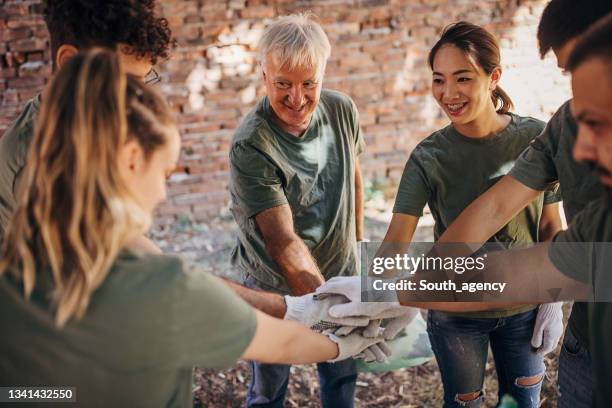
[170,261,257,369]
[543,183,562,205]
[509,128,558,191]
[230,143,288,218]
[392,152,430,216]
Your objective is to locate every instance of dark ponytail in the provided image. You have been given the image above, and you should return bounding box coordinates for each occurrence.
[428,21,514,114]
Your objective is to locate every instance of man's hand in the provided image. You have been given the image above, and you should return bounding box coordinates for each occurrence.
[284,291,394,363]
[284,292,372,330]
[316,276,418,340]
[531,302,564,355]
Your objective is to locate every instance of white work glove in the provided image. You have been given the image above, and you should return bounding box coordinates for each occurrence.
[354,342,393,363]
[324,330,387,363]
[531,302,564,356]
[316,276,418,340]
[327,325,393,363]
[284,293,371,330]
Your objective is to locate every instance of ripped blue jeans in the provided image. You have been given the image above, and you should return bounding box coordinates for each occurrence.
[427,309,545,408]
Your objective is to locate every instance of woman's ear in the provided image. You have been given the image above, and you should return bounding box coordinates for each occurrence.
[490,66,502,91]
[118,140,145,177]
[55,44,79,69]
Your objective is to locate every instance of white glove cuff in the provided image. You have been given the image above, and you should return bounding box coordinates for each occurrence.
[538,302,563,319]
[283,295,307,322]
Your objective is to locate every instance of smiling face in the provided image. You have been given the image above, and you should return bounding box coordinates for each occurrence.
[262,52,322,136]
[431,45,500,130]
[571,57,612,189]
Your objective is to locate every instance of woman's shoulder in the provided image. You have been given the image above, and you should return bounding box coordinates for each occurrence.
[508,112,546,135]
[107,250,190,290]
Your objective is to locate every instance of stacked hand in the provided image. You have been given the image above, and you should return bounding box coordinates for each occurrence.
[315,276,418,341]
[323,329,390,363]
[284,292,392,362]
[284,276,419,363]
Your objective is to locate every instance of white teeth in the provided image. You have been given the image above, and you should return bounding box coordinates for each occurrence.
[447,103,466,110]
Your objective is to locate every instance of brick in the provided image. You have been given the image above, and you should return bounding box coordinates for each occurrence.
[7,26,31,41]
[9,38,47,52]
[8,76,44,88]
[240,6,275,19]
[0,67,16,78]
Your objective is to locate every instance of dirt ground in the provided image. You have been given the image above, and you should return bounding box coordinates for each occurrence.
[153,199,565,407]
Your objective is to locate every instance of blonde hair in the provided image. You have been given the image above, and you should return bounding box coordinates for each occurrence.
[0,48,175,327]
[257,12,331,78]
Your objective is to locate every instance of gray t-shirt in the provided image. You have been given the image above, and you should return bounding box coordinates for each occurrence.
[510,100,605,348]
[393,113,560,318]
[0,250,257,407]
[0,96,40,239]
[548,195,612,408]
[229,89,364,293]
[510,100,604,220]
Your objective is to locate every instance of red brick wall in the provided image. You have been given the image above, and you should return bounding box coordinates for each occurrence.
[0,0,570,224]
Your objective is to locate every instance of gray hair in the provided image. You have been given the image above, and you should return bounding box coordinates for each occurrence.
[257,12,331,78]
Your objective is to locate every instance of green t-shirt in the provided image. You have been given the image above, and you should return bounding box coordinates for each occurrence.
[548,195,612,408]
[0,96,40,239]
[393,113,560,318]
[509,100,605,349]
[229,89,364,293]
[0,250,257,407]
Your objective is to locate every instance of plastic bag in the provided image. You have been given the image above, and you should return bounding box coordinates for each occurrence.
[357,311,434,372]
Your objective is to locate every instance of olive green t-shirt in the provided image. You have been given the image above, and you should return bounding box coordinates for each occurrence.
[509,100,605,349]
[393,113,560,318]
[0,250,257,407]
[0,96,40,239]
[229,89,364,293]
[548,195,612,407]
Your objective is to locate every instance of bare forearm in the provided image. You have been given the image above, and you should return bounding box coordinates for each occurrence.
[222,278,287,318]
[268,238,325,296]
[439,175,540,244]
[242,311,338,364]
[539,203,563,242]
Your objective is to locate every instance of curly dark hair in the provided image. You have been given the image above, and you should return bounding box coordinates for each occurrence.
[43,0,174,65]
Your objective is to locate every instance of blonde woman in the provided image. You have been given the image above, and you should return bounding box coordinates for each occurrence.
[0,49,385,407]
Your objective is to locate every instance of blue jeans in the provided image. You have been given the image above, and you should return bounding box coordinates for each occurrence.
[427,309,545,408]
[557,325,593,408]
[243,274,357,408]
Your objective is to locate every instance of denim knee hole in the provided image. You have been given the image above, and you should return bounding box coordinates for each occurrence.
[454,390,485,407]
[514,373,544,389]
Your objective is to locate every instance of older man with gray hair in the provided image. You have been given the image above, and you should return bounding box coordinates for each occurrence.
[229,12,365,408]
